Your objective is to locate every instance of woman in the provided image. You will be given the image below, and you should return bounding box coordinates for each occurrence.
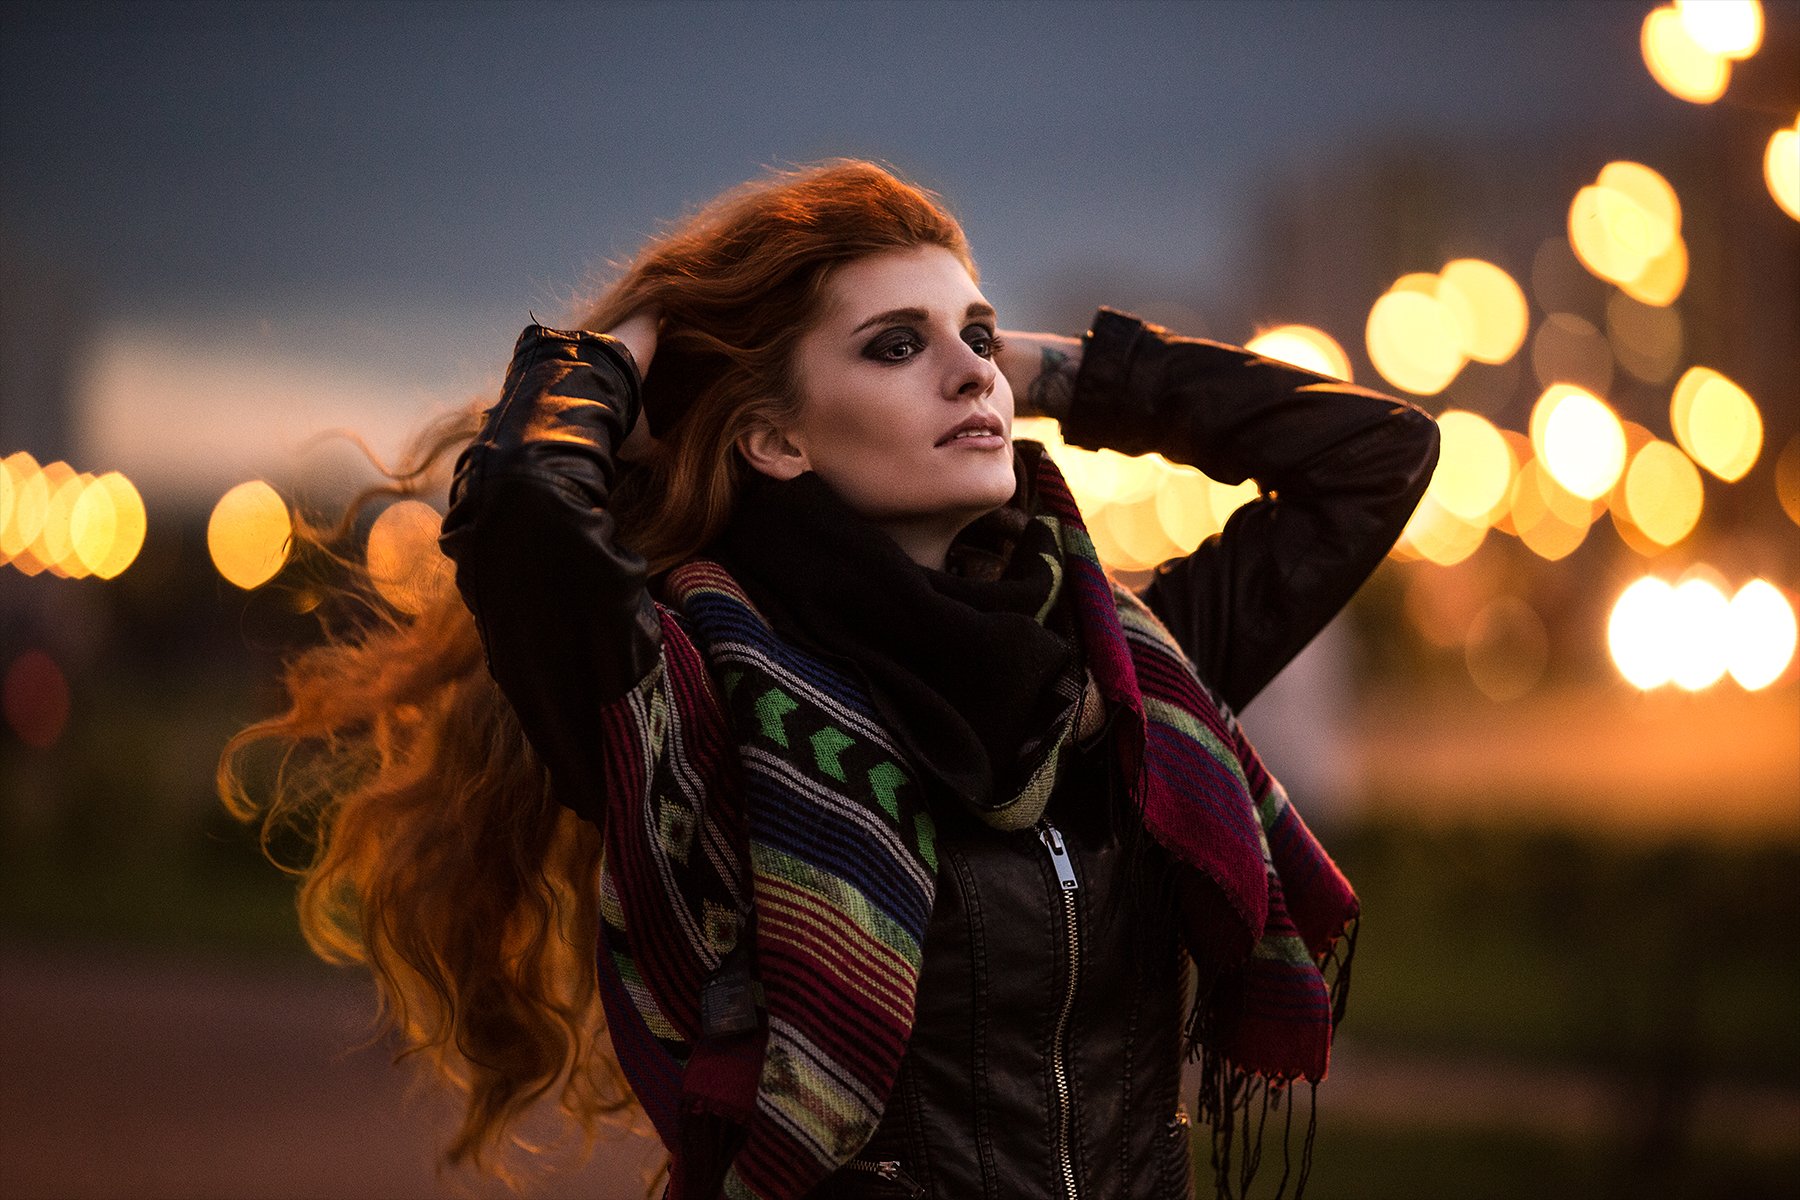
[222,160,1437,1199]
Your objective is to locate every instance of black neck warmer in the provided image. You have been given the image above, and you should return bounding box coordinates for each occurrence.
[706,449,1084,818]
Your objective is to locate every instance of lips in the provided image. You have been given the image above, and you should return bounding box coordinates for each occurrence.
[936,413,1005,447]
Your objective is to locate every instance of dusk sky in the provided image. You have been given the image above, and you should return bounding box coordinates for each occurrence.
[1,0,1776,496]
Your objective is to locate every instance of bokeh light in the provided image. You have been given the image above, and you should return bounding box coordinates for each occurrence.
[1669,574,1732,691]
[1366,287,1465,395]
[0,452,49,565]
[1106,496,1183,570]
[1777,434,1800,527]
[1621,234,1688,306]
[69,472,148,579]
[1245,325,1353,381]
[1489,429,1536,538]
[2,650,71,750]
[1597,161,1681,254]
[1766,118,1799,221]
[1154,467,1220,552]
[1428,410,1514,523]
[0,458,13,548]
[1610,571,1795,691]
[1675,0,1763,58]
[1464,595,1550,702]
[1567,161,1688,307]
[1726,580,1797,690]
[208,480,293,590]
[1531,385,1627,501]
[1512,460,1597,561]
[24,461,78,578]
[1569,185,1660,284]
[366,500,452,615]
[1021,420,1271,574]
[1100,448,1161,506]
[1620,440,1704,547]
[1011,416,1062,447]
[1606,292,1683,384]
[1531,312,1615,396]
[1398,495,1488,566]
[1641,3,1731,102]
[1208,477,1259,528]
[0,458,146,580]
[1671,366,1762,481]
[1436,259,1529,365]
[1610,576,1678,689]
[38,469,92,579]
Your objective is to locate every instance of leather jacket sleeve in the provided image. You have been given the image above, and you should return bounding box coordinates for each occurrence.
[1062,307,1440,713]
[437,324,662,823]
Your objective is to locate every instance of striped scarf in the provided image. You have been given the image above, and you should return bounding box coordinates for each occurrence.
[591,446,1356,1199]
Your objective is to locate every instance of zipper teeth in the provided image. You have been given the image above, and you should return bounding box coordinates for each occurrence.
[1041,822,1082,1200]
[843,1160,900,1179]
[1051,885,1080,1200]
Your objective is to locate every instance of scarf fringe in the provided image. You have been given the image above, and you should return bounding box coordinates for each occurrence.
[1186,916,1359,1200]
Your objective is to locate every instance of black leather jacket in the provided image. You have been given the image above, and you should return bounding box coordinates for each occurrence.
[440,309,1438,1199]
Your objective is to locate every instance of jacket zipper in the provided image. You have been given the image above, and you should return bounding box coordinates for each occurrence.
[1037,818,1082,1200]
[841,1158,926,1198]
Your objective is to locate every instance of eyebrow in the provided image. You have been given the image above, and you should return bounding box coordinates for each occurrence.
[850,302,998,336]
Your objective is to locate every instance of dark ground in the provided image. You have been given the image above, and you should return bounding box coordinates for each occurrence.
[5,941,1795,1200]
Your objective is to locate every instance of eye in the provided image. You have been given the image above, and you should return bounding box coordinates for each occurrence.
[964,325,1003,359]
[867,330,923,363]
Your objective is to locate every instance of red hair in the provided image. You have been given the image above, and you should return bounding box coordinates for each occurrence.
[219,160,971,1190]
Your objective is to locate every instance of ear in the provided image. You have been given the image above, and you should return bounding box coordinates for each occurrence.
[736,420,812,480]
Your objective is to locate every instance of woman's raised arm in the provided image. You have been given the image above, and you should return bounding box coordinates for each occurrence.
[1011,307,1439,713]
[437,319,662,823]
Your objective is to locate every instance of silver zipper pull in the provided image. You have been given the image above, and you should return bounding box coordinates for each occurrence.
[1037,821,1079,891]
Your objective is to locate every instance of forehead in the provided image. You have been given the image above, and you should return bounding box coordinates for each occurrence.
[817,244,985,324]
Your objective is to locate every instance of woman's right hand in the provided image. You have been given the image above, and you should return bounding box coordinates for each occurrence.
[606,308,662,462]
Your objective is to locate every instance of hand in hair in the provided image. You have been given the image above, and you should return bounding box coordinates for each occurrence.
[606,308,661,462]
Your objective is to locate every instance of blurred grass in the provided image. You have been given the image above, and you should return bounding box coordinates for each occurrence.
[0,804,306,957]
[1328,816,1800,1082]
[1223,1121,1800,1200]
[0,670,309,959]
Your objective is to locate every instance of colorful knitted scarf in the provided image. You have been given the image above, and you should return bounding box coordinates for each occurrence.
[590,444,1356,1199]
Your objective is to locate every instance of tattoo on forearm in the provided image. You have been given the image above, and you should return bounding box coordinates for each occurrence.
[1027,347,1077,421]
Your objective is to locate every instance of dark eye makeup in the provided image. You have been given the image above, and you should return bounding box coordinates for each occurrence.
[863,324,1003,363]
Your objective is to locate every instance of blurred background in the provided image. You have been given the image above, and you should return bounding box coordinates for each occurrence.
[2,1,1796,1197]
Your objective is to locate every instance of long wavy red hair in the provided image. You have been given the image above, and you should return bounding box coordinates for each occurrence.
[218,160,972,1190]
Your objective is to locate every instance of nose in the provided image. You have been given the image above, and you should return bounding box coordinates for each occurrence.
[951,340,998,399]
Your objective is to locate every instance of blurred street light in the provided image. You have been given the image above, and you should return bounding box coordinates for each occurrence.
[207,481,292,590]
[1765,117,1799,220]
[1245,325,1353,381]
[1608,571,1795,690]
[1671,366,1762,481]
[1642,3,1733,102]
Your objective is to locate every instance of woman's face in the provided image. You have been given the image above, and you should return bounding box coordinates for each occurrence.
[744,244,1016,565]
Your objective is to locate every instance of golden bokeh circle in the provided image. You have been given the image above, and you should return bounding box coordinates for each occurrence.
[1641,4,1731,103]
[1366,289,1465,395]
[1621,440,1703,547]
[208,480,293,590]
[1244,325,1353,381]
[1428,410,1514,523]
[1437,259,1529,364]
[1531,385,1627,501]
[366,500,451,615]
